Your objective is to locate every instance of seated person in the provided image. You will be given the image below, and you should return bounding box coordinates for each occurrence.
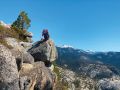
[42,29,50,41]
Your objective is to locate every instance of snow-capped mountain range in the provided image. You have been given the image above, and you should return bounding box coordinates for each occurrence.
[56,45,120,70]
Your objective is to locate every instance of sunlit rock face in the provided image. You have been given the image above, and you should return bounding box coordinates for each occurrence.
[0,45,19,90]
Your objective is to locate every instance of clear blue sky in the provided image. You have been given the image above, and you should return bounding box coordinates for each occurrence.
[0,0,120,51]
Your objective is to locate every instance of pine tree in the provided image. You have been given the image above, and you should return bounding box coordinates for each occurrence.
[11,11,31,30]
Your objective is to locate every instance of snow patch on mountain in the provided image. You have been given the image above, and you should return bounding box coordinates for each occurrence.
[57,45,73,48]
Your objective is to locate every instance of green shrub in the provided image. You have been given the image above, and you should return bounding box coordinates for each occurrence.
[11,26,28,42]
[0,25,29,42]
[54,66,61,81]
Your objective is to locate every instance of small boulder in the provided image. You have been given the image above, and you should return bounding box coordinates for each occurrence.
[24,32,33,43]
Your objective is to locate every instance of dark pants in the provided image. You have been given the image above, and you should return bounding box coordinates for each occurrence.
[44,34,49,41]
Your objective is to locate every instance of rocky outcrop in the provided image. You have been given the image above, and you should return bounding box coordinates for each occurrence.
[28,39,58,66]
[0,36,58,90]
[0,44,56,90]
[0,20,59,90]
[0,45,19,90]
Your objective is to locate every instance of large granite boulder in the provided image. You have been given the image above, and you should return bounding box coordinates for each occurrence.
[19,61,56,90]
[0,45,19,90]
[28,39,58,65]
[5,37,34,65]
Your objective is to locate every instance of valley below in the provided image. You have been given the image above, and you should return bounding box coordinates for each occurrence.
[55,46,120,90]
